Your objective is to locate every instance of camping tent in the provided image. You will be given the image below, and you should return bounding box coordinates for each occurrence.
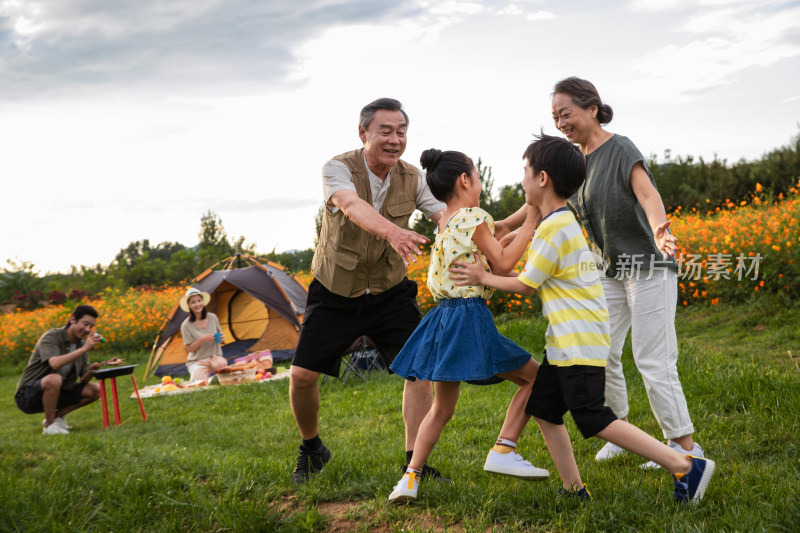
[144,257,307,379]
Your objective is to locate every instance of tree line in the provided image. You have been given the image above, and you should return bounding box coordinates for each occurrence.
[2,131,798,311]
[0,211,310,310]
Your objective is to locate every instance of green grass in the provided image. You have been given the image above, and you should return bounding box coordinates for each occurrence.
[1,302,798,532]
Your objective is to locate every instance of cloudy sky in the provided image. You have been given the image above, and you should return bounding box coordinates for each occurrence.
[2,0,799,274]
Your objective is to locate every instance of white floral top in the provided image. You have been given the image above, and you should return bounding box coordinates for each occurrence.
[427,207,494,302]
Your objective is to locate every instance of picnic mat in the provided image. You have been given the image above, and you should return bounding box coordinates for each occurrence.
[131,369,290,399]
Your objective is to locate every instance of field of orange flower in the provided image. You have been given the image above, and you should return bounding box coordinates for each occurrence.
[0,285,183,361]
[670,179,800,306]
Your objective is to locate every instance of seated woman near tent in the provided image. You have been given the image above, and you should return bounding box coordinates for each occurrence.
[144,258,308,380]
[180,287,229,381]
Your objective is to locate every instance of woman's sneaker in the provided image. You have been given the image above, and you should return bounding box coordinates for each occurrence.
[673,455,715,503]
[483,448,549,479]
[595,442,626,461]
[389,471,419,503]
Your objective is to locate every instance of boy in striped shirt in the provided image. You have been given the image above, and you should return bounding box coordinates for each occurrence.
[450,134,715,504]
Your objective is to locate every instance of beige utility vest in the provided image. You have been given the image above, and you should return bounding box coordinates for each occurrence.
[312,149,418,297]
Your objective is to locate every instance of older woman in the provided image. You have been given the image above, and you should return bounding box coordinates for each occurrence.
[180,287,228,381]
[550,77,702,466]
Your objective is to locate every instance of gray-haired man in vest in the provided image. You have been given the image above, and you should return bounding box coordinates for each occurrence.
[289,97,446,484]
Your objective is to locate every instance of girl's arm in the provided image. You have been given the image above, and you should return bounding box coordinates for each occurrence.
[450,256,536,295]
[630,162,678,259]
[472,206,539,274]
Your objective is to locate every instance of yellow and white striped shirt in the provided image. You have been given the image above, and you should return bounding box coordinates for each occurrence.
[518,208,610,367]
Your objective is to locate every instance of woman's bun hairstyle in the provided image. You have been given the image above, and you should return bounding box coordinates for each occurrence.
[553,76,613,125]
[421,148,474,202]
[597,103,613,124]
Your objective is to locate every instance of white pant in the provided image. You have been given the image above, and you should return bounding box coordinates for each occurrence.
[601,271,694,439]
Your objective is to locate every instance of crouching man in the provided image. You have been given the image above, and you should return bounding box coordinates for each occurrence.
[15,305,103,435]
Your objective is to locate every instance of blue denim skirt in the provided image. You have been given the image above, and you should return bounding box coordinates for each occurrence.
[390,297,532,382]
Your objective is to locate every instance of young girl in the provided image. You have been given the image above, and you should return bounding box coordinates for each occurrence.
[388,148,548,503]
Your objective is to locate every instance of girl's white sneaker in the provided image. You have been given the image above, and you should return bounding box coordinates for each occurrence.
[389,471,419,503]
[484,449,550,479]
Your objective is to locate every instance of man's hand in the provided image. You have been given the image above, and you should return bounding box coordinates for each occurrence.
[387,226,430,265]
[332,189,429,265]
[449,257,487,286]
[84,332,102,351]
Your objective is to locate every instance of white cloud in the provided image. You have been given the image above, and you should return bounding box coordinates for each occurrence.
[427,1,484,15]
[496,4,523,15]
[526,10,555,21]
[630,1,800,99]
[628,0,765,11]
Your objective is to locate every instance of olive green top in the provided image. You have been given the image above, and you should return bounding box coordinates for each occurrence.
[16,328,89,394]
[569,134,677,278]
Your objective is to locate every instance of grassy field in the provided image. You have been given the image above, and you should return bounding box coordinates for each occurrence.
[1,301,798,532]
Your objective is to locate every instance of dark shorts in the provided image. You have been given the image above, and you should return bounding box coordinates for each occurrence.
[15,379,87,415]
[292,278,422,377]
[525,355,618,439]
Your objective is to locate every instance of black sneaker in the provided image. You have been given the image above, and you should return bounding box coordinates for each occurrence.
[291,444,331,484]
[400,463,450,483]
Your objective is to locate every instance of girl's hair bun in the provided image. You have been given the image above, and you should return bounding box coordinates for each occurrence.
[420,148,443,171]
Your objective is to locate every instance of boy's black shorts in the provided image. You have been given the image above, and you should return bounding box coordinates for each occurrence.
[292,278,422,377]
[525,355,618,439]
[15,379,87,414]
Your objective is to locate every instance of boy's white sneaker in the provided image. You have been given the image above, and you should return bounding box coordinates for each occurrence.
[483,449,549,479]
[42,417,71,430]
[388,471,419,503]
[42,423,69,435]
[641,441,705,469]
[595,442,626,461]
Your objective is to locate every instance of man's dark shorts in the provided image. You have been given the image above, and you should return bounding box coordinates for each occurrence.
[292,278,422,377]
[15,378,87,414]
[525,355,618,439]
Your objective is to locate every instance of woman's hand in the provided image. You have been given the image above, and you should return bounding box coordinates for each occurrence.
[449,257,488,286]
[654,220,678,259]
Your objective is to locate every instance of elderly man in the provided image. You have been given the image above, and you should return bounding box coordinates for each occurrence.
[15,305,103,435]
[289,97,446,483]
